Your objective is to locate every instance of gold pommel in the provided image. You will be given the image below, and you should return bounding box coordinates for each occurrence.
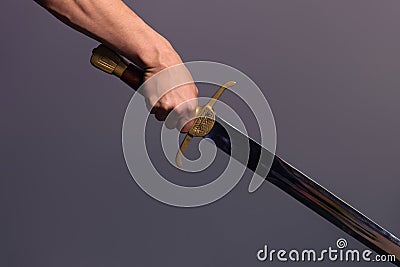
[90,44,128,78]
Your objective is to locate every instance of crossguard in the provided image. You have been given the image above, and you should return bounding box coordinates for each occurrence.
[175,81,236,167]
[90,44,235,167]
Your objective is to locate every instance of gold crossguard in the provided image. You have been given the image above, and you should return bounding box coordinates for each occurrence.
[175,81,236,167]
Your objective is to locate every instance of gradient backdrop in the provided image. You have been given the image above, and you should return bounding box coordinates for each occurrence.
[1,1,399,266]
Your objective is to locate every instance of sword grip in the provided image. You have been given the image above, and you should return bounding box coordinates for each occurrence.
[90,44,144,91]
[120,64,144,91]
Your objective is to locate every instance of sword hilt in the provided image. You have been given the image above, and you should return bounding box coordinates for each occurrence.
[90,44,235,167]
[175,81,236,167]
[90,44,144,90]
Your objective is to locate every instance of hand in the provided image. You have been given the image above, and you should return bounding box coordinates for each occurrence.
[138,36,199,133]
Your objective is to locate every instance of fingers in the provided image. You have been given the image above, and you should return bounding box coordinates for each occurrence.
[170,96,197,133]
[151,84,198,132]
[178,117,195,133]
[141,61,199,132]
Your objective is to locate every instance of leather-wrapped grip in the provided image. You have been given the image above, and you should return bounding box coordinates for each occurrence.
[120,64,144,90]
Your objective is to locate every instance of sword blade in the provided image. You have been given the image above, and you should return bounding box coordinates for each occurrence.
[205,117,400,265]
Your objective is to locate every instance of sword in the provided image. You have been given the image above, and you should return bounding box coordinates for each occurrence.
[90,44,400,265]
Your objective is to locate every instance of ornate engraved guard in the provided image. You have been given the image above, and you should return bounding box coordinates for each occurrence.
[175,81,236,167]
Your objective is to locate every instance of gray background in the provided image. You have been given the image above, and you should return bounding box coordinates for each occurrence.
[1,0,399,266]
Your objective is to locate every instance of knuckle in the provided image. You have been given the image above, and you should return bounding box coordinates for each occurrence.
[159,96,175,111]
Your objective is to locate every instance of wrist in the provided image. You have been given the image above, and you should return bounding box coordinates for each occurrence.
[125,27,182,71]
[141,38,182,72]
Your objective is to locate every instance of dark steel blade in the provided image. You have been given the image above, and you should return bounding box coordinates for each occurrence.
[205,117,400,265]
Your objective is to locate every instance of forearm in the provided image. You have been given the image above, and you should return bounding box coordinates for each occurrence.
[35,0,198,132]
[34,0,180,69]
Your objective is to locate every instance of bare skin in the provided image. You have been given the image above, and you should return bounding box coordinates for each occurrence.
[34,0,198,132]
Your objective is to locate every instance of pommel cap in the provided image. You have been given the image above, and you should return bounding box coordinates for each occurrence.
[90,44,128,78]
